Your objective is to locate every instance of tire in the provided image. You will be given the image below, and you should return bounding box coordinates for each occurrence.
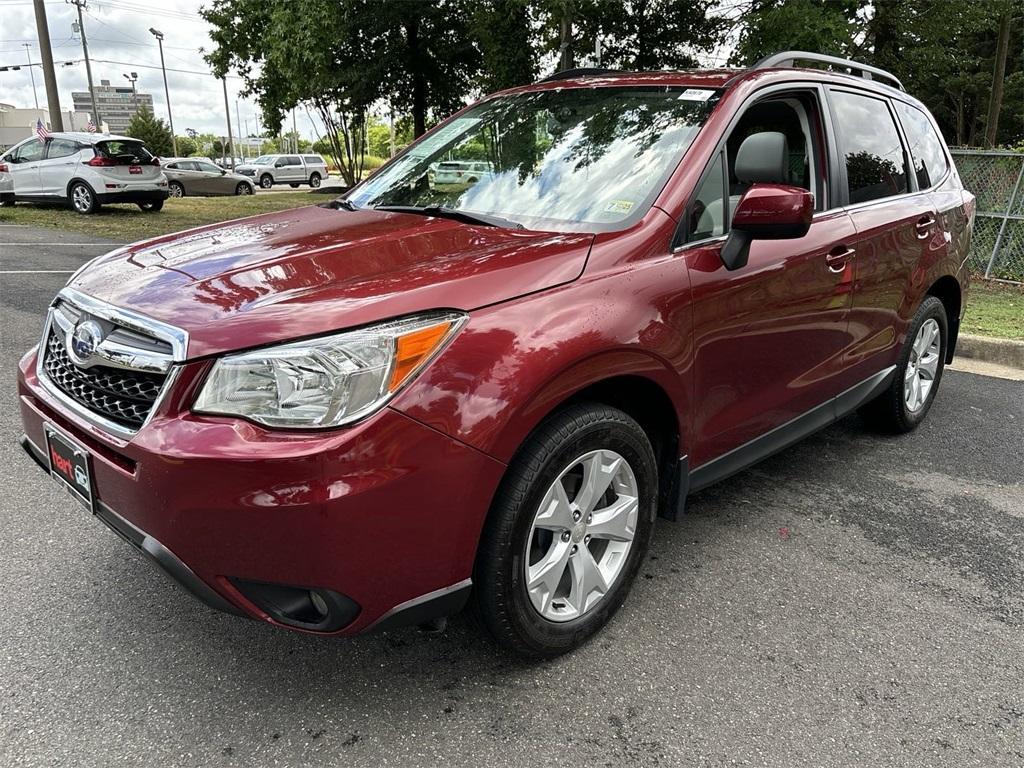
[137,200,164,212]
[69,182,98,214]
[473,403,657,658]
[168,181,185,198]
[859,295,947,433]
[259,174,274,189]
[235,182,253,196]
[309,173,321,188]
[289,183,300,188]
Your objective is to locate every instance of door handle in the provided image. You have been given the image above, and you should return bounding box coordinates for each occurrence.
[826,245,856,273]
[915,215,935,239]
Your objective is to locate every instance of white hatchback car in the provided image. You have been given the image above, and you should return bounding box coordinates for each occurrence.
[0,132,169,214]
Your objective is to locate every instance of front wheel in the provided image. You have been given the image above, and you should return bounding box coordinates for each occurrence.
[235,182,253,195]
[859,295,947,433]
[259,174,274,189]
[473,403,657,658]
[0,195,14,207]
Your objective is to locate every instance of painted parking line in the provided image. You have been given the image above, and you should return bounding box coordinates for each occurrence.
[0,270,75,274]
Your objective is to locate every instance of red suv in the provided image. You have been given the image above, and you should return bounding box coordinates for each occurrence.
[18,52,973,657]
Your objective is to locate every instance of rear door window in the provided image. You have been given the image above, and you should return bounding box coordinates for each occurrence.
[285,156,302,166]
[830,90,909,204]
[46,139,80,159]
[893,101,949,189]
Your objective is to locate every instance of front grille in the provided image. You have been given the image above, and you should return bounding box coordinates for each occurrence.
[42,328,166,429]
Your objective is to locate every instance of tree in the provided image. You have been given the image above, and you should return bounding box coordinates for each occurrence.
[174,135,198,157]
[472,0,537,91]
[125,106,174,157]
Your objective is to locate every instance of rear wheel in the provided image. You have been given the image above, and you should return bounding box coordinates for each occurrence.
[309,173,321,188]
[168,181,185,198]
[259,174,274,189]
[473,403,657,658]
[69,182,98,214]
[235,182,253,195]
[859,295,947,433]
[137,200,164,212]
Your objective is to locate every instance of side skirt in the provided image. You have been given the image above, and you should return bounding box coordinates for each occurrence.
[684,366,896,496]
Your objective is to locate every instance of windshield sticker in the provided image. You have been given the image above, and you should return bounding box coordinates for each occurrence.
[604,200,635,214]
[678,89,715,101]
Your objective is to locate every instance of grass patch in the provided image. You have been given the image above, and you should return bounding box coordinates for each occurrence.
[963,279,1024,340]
[0,192,317,242]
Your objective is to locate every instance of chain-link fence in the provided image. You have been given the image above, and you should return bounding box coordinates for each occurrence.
[951,149,1024,283]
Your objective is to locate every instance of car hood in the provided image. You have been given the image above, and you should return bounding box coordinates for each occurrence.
[68,205,593,359]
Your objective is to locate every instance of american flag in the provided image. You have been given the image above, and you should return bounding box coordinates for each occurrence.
[86,118,96,133]
[35,118,50,141]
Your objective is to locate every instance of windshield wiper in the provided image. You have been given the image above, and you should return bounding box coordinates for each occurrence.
[321,198,360,211]
[373,205,523,230]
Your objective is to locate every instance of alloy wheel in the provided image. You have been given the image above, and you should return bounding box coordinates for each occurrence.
[525,449,638,622]
[71,184,92,213]
[904,318,941,413]
[169,183,184,198]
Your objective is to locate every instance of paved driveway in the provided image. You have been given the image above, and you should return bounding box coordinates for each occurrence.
[1,225,1022,767]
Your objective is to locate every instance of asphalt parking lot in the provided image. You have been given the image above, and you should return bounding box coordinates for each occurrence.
[1,222,1022,767]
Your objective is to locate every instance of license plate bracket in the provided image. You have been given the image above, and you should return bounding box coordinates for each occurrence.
[44,424,95,512]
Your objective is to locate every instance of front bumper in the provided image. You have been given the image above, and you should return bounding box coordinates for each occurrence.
[18,348,505,635]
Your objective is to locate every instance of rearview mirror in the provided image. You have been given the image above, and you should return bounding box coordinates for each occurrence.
[720,183,813,270]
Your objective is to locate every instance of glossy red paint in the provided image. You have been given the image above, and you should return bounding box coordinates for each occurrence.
[730,183,814,236]
[16,64,973,635]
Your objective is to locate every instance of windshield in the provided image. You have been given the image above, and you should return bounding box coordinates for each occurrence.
[251,155,272,165]
[348,86,715,230]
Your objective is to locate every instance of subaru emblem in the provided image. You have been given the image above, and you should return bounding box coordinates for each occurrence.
[68,320,103,366]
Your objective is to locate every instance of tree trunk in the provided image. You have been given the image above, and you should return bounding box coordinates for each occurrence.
[404,16,427,138]
[558,7,574,71]
[984,8,1012,148]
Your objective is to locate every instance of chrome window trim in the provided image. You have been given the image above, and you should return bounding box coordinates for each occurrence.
[35,289,188,439]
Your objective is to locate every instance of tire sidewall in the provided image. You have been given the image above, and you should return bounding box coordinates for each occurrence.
[897,296,947,429]
[69,182,95,214]
[309,173,321,188]
[260,174,273,189]
[480,408,657,656]
[169,182,184,198]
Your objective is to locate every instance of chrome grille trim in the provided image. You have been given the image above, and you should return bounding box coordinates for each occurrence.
[35,289,189,438]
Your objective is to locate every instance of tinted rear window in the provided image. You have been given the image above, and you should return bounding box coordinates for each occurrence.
[303,155,324,164]
[893,101,948,189]
[831,90,908,204]
[96,140,153,164]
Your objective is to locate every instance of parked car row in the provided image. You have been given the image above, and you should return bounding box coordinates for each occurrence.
[0,134,330,213]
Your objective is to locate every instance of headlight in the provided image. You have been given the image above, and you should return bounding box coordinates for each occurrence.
[193,312,465,428]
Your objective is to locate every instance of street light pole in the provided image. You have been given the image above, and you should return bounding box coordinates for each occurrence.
[123,71,137,112]
[68,0,101,131]
[23,44,40,110]
[149,28,177,156]
[221,77,234,169]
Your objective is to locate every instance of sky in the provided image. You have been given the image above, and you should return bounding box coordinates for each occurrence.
[0,0,322,139]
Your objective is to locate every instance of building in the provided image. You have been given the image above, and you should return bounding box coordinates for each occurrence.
[0,104,94,151]
[71,79,155,135]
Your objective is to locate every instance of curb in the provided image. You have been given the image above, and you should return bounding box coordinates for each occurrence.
[956,333,1024,370]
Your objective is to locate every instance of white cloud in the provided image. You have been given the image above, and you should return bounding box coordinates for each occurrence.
[0,0,322,139]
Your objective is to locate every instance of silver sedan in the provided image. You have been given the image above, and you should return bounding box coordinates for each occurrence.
[163,158,256,197]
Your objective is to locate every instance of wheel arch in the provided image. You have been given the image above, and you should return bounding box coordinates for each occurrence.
[65,176,97,200]
[925,274,962,362]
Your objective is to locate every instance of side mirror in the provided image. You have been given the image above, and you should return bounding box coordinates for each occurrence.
[720,183,813,270]
[220,169,227,175]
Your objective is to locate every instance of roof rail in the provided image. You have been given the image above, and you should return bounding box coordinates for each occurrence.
[540,67,620,83]
[752,51,905,91]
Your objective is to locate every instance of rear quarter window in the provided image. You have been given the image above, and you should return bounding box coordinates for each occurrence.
[893,101,949,189]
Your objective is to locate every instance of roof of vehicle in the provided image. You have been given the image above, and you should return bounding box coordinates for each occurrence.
[48,132,139,144]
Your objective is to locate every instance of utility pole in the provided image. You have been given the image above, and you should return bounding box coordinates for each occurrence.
[23,44,40,110]
[122,71,137,111]
[235,100,243,160]
[221,77,234,168]
[68,0,101,131]
[149,29,177,156]
[33,0,63,130]
[291,108,298,153]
